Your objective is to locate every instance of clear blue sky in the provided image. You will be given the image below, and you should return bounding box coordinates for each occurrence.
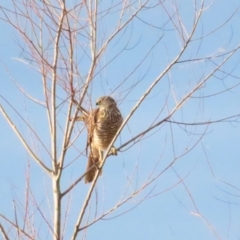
[0,1,240,239]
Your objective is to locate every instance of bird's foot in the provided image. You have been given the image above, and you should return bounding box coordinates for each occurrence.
[109,146,118,156]
[70,115,85,122]
[75,115,85,121]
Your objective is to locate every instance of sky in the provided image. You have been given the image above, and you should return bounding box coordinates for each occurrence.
[0,1,240,240]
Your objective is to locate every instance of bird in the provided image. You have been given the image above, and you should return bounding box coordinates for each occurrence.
[76,96,123,183]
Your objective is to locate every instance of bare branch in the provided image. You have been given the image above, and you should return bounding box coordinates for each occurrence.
[0,214,34,240]
[0,224,10,240]
[0,103,52,175]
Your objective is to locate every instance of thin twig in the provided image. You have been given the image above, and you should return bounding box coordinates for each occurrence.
[0,104,52,174]
[0,214,34,240]
[0,224,10,240]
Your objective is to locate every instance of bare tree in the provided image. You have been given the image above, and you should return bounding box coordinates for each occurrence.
[0,0,240,239]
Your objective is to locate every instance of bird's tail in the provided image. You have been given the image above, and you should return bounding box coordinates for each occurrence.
[85,151,102,183]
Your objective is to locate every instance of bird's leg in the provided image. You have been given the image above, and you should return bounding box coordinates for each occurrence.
[75,115,85,121]
[109,146,118,156]
[69,115,85,122]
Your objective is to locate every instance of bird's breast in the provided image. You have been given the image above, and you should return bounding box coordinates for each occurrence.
[93,109,123,150]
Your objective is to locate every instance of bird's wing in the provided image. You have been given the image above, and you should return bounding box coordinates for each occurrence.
[86,107,99,152]
[85,108,100,183]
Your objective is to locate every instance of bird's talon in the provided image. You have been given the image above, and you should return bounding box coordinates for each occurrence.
[75,115,85,121]
[110,146,118,156]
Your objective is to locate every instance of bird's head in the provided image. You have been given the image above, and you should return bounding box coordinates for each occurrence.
[96,96,117,108]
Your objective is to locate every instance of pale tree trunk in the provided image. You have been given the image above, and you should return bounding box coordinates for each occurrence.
[53,177,61,240]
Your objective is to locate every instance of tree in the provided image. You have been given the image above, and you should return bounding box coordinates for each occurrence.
[0,0,240,239]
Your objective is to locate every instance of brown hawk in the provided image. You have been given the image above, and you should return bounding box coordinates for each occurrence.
[77,96,123,183]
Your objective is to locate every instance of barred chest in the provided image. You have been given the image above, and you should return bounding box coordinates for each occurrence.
[93,108,123,150]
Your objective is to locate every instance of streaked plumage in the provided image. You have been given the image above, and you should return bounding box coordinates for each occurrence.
[82,96,123,183]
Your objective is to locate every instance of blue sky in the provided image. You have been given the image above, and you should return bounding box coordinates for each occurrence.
[0,1,240,239]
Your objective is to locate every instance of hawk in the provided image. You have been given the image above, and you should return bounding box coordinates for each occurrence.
[77,96,123,183]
